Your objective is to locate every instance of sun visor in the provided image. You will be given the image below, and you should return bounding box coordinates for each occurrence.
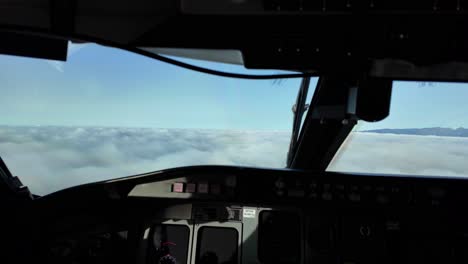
[0,31,68,61]
[140,47,244,65]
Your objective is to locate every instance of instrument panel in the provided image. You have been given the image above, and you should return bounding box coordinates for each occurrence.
[126,168,468,264]
[128,169,455,209]
[32,166,468,264]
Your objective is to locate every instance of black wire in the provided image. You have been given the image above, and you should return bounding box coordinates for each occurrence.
[125,48,316,80]
[0,25,318,79]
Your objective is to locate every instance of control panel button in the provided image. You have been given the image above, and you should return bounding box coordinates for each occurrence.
[225,175,237,187]
[349,193,361,202]
[274,177,286,197]
[172,183,184,193]
[334,184,346,200]
[197,183,209,194]
[322,192,333,201]
[376,193,389,204]
[288,189,305,197]
[210,184,221,194]
[186,183,196,193]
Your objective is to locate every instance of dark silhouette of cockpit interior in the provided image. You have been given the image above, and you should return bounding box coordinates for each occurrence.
[2,0,468,264]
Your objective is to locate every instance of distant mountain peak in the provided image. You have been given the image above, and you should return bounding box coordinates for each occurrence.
[363,127,468,137]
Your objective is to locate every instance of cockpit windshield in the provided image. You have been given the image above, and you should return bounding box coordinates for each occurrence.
[328,81,468,178]
[0,43,317,194]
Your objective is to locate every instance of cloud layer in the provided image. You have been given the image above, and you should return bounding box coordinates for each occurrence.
[1,127,468,195]
[0,126,290,194]
[329,132,468,177]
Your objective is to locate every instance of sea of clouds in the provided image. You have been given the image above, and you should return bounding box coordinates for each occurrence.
[328,132,468,177]
[1,127,468,195]
[0,126,291,194]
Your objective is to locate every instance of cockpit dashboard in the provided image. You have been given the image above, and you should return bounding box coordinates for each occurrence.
[17,166,468,264]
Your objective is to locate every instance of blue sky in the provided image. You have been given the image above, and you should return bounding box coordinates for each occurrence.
[3,43,468,191]
[360,81,468,130]
[0,43,307,130]
[0,42,467,131]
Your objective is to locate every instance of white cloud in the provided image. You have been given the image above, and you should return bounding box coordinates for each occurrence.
[2,127,468,195]
[329,132,468,177]
[0,126,290,194]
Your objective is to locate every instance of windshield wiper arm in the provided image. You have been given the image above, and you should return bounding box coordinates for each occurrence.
[287,77,311,166]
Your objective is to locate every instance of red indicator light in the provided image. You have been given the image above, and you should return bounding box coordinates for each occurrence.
[172,183,184,193]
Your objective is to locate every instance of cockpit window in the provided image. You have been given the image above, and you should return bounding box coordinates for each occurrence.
[328,81,468,178]
[0,43,317,194]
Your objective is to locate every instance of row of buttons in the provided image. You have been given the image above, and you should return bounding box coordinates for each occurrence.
[171,182,222,195]
[265,0,464,12]
[279,179,449,206]
[274,178,413,204]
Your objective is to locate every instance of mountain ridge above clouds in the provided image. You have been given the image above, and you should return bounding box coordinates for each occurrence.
[362,127,468,137]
